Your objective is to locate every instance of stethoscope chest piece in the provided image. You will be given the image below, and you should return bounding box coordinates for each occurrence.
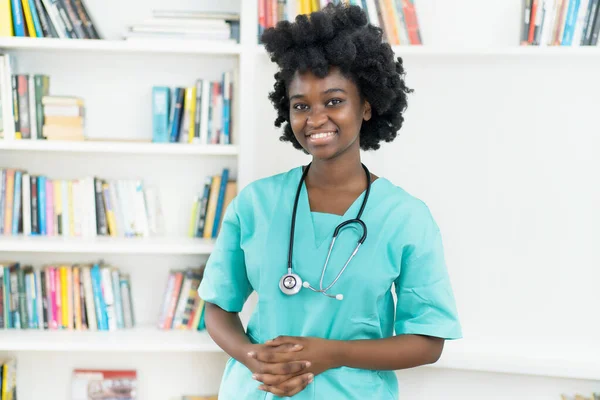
[279,272,303,295]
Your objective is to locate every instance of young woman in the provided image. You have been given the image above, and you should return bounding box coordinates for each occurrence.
[198,4,462,399]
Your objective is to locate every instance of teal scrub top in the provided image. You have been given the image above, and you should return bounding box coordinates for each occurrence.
[198,166,462,399]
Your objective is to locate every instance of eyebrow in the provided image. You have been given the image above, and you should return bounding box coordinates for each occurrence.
[289,87,347,102]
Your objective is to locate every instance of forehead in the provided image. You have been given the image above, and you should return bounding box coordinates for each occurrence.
[287,67,356,96]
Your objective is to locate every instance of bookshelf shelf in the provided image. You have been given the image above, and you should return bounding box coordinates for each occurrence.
[432,337,600,381]
[0,37,242,56]
[0,325,221,352]
[0,140,239,156]
[256,44,600,57]
[0,235,215,254]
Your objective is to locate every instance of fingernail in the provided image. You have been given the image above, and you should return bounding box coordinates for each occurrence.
[294,344,302,349]
[308,373,314,383]
[266,339,273,343]
[305,361,312,368]
[247,351,255,357]
[252,374,257,380]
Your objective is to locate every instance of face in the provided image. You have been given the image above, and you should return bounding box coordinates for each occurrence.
[287,67,371,161]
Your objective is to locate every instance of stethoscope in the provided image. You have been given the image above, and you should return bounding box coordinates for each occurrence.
[279,162,371,301]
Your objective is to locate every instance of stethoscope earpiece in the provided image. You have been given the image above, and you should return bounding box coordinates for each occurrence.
[280,162,371,300]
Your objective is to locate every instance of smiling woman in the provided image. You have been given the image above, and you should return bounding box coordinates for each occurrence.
[198,3,462,400]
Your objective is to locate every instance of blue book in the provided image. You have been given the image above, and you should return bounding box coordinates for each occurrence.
[211,168,229,238]
[37,176,46,235]
[11,170,22,235]
[3,266,12,328]
[11,0,25,37]
[152,86,170,143]
[27,0,43,37]
[168,88,185,142]
[562,0,581,45]
[91,264,108,330]
[222,72,231,145]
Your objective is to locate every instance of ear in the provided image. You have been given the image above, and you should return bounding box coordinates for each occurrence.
[363,100,372,121]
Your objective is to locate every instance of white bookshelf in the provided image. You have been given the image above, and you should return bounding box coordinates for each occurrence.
[0,140,239,156]
[2,0,600,399]
[0,235,214,254]
[0,325,220,352]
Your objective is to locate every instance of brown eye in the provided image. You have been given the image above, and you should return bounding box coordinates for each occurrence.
[326,98,343,106]
[293,103,309,111]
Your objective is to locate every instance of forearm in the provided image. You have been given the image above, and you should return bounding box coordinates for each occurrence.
[204,302,254,368]
[332,335,444,371]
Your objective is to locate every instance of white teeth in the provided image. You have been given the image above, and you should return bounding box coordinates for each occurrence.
[310,131,336,139]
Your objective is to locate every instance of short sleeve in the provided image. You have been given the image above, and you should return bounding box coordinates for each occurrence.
[197,197,253,313]
[394,205,462,340]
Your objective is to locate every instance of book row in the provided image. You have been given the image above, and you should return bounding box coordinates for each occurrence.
[152,70,235,146]
[258,0,422,46]
[521,0,600,46]
[0,169,164,238]
[188,168,237,239]
[0,261,134,331]
[157,266,207,331]
[0,0,101,39]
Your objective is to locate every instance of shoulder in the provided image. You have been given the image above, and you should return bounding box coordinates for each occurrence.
[232,166,301,216]
[375,177,440,238]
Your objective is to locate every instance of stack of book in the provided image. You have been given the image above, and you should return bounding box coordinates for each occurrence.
[42,96,85,141]
[257,0,422,46]
[188,168,237,239]
[521,0,600,46]
[0,261,134,331]
[152,70,235,145]
[157,266,206,331]
[124,9,240,43]
[0,0,101,39]
[0,169,165,238]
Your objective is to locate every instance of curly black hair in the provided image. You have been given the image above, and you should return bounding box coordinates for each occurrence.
[261,3,413,151]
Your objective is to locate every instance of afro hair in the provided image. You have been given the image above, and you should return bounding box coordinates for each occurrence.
[261,3,413,151]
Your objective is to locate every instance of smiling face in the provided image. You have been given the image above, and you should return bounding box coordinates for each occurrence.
[287,67,371,161]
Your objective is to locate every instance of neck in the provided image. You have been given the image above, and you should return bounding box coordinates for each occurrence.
[306,150,365,190]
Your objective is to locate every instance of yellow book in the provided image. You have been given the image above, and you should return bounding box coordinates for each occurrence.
[311,0,319,12]
[202,175,221,239]
[0,0,14,36]
[190,298,205,330]
[188,195,199,237]
[101,182,117,236]
[60,266,69,329]
[185,86,197,143]
[20,0,37,37]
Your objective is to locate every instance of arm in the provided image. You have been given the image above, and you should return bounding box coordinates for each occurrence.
[204,302,312,379]
[204,302,254,369]
[333,334,444,370]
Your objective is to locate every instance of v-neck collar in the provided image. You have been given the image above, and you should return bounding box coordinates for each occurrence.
[293,166,379,249]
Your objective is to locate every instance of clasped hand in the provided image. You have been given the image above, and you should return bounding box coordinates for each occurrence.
[245,336,334,397]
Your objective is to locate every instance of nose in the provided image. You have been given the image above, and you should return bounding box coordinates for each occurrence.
[306,106,328,128]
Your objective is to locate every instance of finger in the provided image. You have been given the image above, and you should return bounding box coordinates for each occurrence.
[265,336,295,346]
[258,373,313,397]
[253,348,302,363]
[252,372,294,386]
[252,362,311,385]
[257,360,311,375]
